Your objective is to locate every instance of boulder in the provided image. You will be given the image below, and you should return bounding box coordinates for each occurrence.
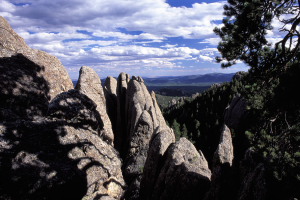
[152,138,211,200]
[0,16,73,100]
[76,66,114,144]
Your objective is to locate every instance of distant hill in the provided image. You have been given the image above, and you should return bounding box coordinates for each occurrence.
[143,73,235,86]
[72,73,235,97]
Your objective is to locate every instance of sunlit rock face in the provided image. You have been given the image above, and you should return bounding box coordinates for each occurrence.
[76,66,114,144]
[151,138,211,200]
[0,16,73,101]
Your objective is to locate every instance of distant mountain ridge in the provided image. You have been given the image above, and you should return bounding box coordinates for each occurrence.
[143,73,235,86]
[72,73,235,87]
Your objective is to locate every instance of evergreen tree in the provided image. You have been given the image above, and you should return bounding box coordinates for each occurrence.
[171,119,181,140]
[180,124,188,138]
[215,0,300,70]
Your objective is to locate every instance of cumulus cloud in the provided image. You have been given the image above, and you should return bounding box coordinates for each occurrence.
[0,0,232,77]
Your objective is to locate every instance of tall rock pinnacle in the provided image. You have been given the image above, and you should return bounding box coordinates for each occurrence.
[76,66,114,144]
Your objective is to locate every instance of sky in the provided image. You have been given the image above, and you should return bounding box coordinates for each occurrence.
[0,0,283,79]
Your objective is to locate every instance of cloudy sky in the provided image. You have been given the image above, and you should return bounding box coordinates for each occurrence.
[0,0,255,79]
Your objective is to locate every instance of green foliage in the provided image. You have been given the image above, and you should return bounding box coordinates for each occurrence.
[180,124,188,138]
[171,119,181,140]
[215,0,300,71]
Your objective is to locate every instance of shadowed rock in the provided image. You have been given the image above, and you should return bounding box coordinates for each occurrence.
[1,17,125,200]
[0,16,73,100]
[76,66,114,144]
[123,110,154,200]
[238,149,267,200]
[0,119,125,200]
[224,96,248,131]
[40,90,126,199]
[104,76,118,138]
[115,72,130,152]
[140,130,175,200]
[152,138,211,200]
[205,125,234,200]
[0,54,49,121]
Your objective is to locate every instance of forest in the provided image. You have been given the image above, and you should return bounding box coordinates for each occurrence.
[163,0,300,199]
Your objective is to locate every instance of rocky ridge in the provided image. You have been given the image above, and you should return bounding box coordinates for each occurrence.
[0,16,262,200]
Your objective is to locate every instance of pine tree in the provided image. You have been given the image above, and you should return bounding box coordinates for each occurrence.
[180,124,188,138]
[171,119,181,140]
[215,0,300,70]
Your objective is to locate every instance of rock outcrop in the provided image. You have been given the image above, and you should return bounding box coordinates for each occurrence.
[205,125,234,200]
[115,72,130,152]
[0,89,126,199]
[152,138,211,200]
[1,15,268,200]
[116,76,175,199]
[122,76,174,199]
[104,76,118,138]
[0,16,73,100]
[224,96,248,131]
[140,130,175,200]
[213,125,234,166]
[0,54,49,121]
[76,66,114,144]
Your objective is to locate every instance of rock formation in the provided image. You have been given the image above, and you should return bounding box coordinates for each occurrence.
[0,16,73,100]
[224,96,248,131]
[140,130,175,200]
[213,125,234,166]
[76,66,114,144]
[104,76,118,138]
[0,88,126,199]
[48,90,125,199]
[1,15,271,200]
[0,54,49,121]
[152,138,212,200]
[205,125,234,200]
[122,76,174,199]
[115,72,130,152]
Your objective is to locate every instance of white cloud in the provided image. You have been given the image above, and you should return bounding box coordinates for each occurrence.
[199,37,221,46]
[0,0,233,77]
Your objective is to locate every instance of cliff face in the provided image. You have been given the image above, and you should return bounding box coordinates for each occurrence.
[0,16,265,200]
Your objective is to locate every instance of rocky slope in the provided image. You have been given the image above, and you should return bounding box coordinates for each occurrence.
[0,15,269,200]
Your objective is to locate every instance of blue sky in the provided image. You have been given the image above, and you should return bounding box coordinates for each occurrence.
[0,0,253,79]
